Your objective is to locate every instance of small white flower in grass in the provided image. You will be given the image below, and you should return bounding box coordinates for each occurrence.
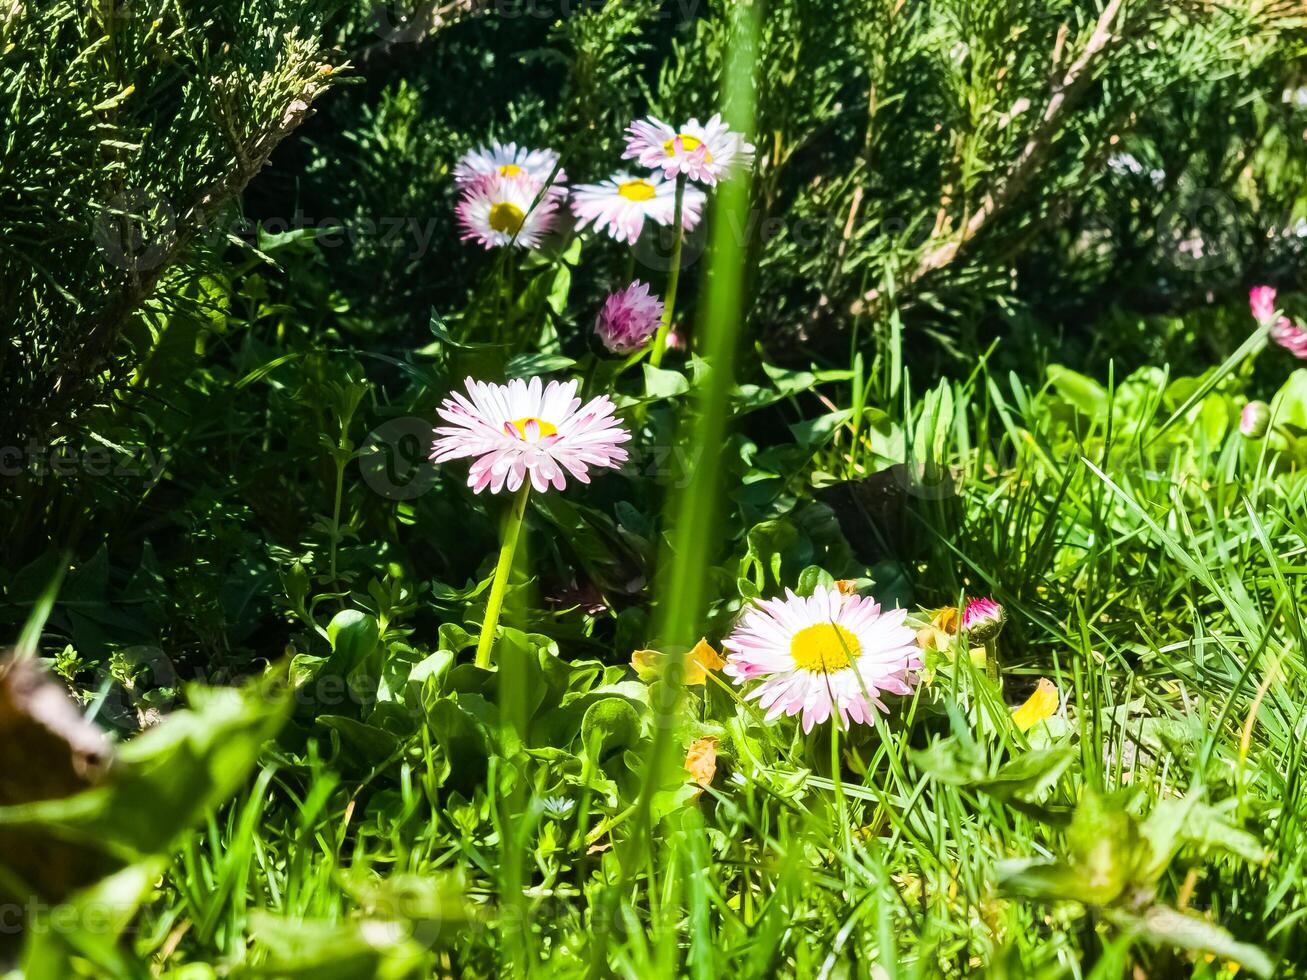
[456,172,562,251]
[541,796,576,820]
[570,171,705,244]
[623,113,755,185]
[595,281,664,354]
[454,141,565,186]
[723,588,920,733]
[431,376,630,494]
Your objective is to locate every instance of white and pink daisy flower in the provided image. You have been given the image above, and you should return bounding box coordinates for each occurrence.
[456,172,561,250]
[431,377,631,494]
[595,281,665,354]
[623,113,755,186]
[453,141,565,187]
[570,172,705,244]
[723,588,920,733]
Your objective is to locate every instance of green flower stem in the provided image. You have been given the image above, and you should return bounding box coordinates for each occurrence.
[985,638,1000,687]
[648,173,688,368]
[474,482,531,670]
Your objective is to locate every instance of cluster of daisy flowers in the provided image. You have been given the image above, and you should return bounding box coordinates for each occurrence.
[429,374,1017,731]
[454,115,754,356]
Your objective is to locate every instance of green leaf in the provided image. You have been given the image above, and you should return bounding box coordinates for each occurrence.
[1108,906,1274,978]
[326,610,380,679]
[580,698,642,763]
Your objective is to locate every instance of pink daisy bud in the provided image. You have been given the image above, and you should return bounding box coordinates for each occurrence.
[1270,316,1307,359]
[1240,401,1271,438]
[431,376,630,494]
[722,588,920,733]
[1249,285,1278,326]
[961,597,1005,643]
[595,281,665,354]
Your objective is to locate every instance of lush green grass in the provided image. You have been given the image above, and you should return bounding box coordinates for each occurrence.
[5,2,1307,978]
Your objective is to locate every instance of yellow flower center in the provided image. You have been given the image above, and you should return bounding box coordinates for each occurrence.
[488,202,525,235]
[663,133,713,162]
[618,179,657,202]
[507,416,558,441]
[498,163,525,177]
[789,624,861,673]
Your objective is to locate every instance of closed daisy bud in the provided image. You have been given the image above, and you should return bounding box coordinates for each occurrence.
[1240,401,1271,438]
[961,597,1005,642]
[1249,285,1278,326]
[595,281,664,354]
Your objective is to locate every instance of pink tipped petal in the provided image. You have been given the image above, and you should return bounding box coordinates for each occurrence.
[431,376,631,495]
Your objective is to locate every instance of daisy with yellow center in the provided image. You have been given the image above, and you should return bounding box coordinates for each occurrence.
[570,171,705,245]
[453,141,565,187]
[624,113,755,186]
[431,376,631,671]
[456,172,561,250]
[723,588,921,732]
[431,376,630,495]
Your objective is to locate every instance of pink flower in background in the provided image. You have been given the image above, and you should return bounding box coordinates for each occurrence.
[1249,285,1278,325]
[623,113,755,185]
[431,377,630,493]
[723,589,920,733]
[571,172,705,244]
[456,172,561,250]
[453,141,565,187]
[962,597,1006,642]
[595,281,665,354]
[1270,317,1307,359]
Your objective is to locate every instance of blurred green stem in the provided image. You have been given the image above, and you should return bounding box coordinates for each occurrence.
[475,482,531,669]
[985,638,1000,687]
[649,174,687,368]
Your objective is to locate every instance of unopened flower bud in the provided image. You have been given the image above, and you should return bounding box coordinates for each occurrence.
[962,597,1005,643]
[1240,401,1270,439]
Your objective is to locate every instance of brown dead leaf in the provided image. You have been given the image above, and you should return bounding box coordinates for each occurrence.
[0,657,117,902]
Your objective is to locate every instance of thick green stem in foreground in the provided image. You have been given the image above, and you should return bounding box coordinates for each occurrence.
[474,482,531,669]
[648,174,688,368]
[985,638,1000,687]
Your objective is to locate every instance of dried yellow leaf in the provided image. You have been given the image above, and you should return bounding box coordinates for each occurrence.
[685,736,719,791]
[1011,678,1059,732]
